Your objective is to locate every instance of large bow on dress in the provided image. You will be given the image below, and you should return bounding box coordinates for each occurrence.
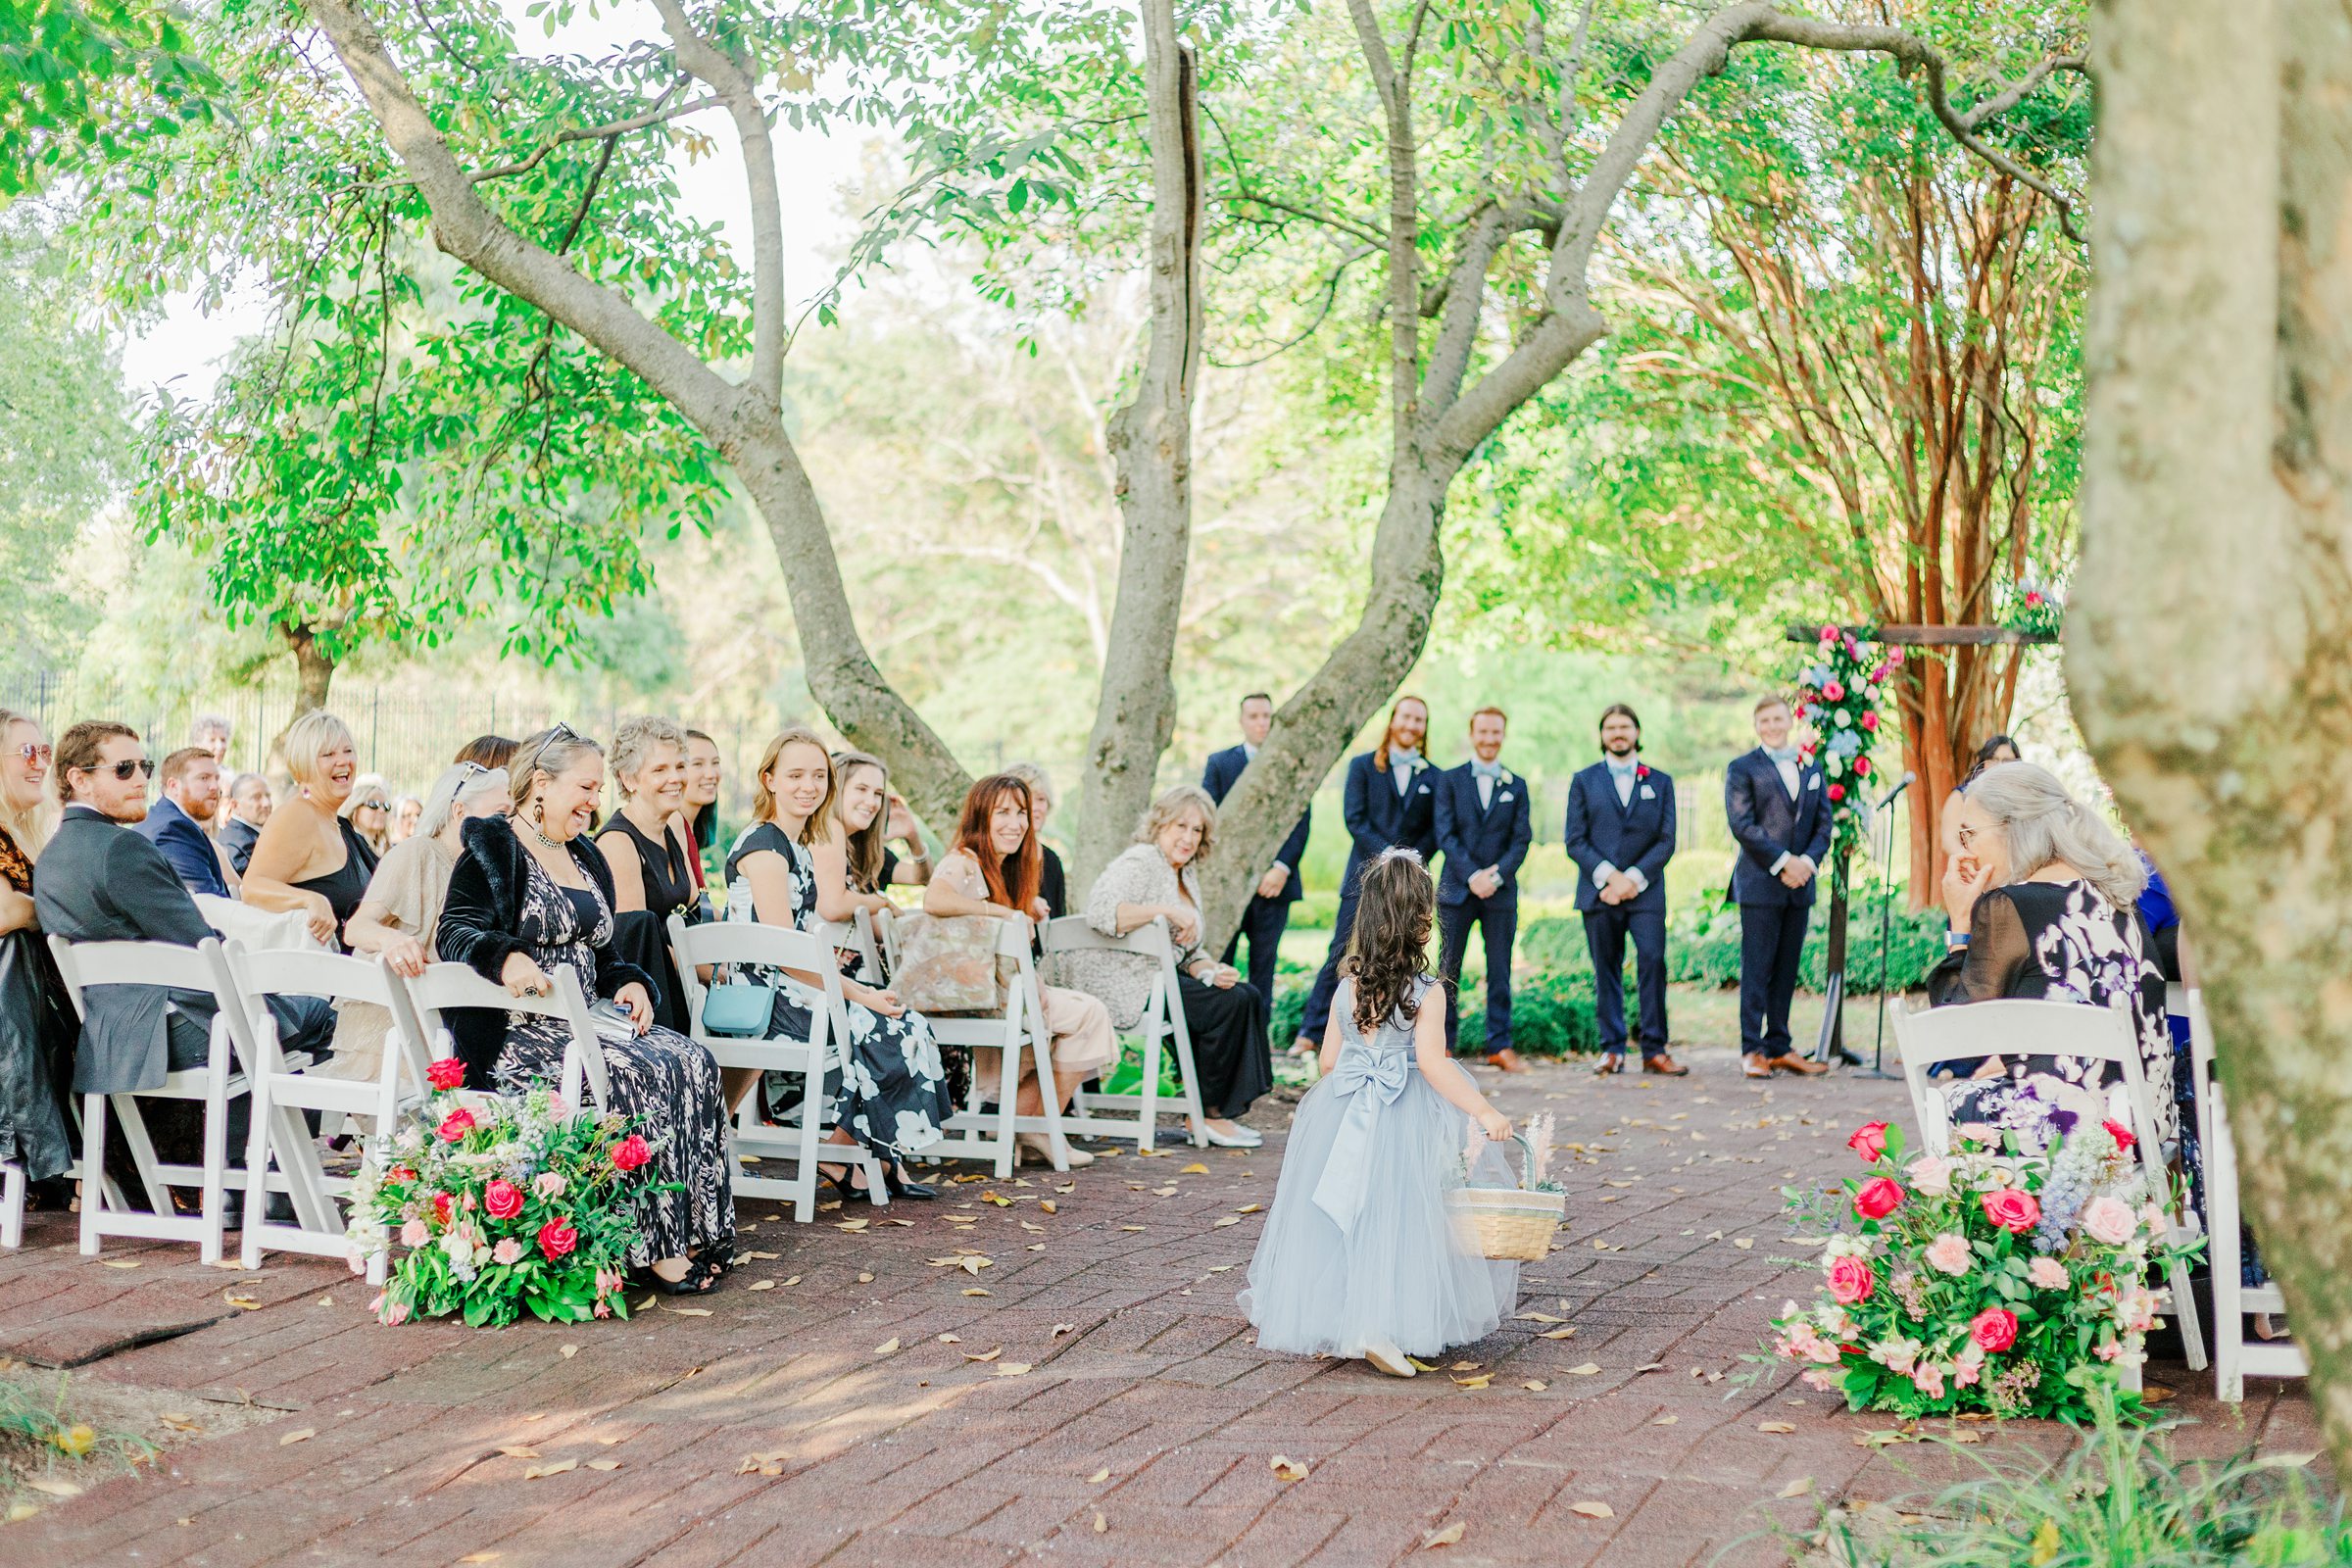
[1311,1048,1413,1236]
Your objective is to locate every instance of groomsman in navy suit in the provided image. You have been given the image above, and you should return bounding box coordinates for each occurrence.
[1294,695,1437,1054]
[1202,693,1310,1018]
[1435,707,1534,1072]
[1725,694,1831,1077]
[1563,704,1686,1077]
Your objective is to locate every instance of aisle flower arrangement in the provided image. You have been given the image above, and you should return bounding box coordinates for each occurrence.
[1792,624,1901,859]
[1767,1109,2200,1422]
[347,1061,652,1327]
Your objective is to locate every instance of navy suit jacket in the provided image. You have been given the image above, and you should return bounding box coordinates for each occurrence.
[1339,751,1438,896]
[1725,747,1833,907]
[1562,760,1675,914]
[135,797,230,900]
[220,814,262,877]
[1201,745,1309,905]
[1433,761,1533,908]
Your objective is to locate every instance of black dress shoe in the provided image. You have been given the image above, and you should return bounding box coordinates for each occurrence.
[884,1168,937,1200]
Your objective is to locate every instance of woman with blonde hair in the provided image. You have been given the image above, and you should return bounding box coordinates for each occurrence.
[0,708,72,1193]
[597,715,698,1032]
[244,710,378,949]
[1063,784,1272,1148]
[342,772,394,855]
[1931,761,2173,1144]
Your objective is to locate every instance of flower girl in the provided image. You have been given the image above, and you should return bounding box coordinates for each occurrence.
[1239,849,1522,1377]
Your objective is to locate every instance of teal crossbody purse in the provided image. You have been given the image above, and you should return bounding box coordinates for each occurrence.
[701,981,777,1038]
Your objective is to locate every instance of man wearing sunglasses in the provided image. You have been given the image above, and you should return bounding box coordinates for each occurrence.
[34,722,336,1155]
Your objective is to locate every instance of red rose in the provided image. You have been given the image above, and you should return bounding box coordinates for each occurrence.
[611,1133,653,1173]
[1970,1307,2020,1353]
[2102,1118,2136,1152]
[1854,758,1872,777]
[1827,1255,1876,1305]
[483,1179,523,1220]
[537,1217,579,1261]
[430,1192,454,1228]
[1819,624,1838,644]
[1860,712,1879,732]
[1636,764,1649,780]
[1853,1177,1904,1220]
[425,1057,466,1092]
[1846,1121,1889,1162]
[1981,1188,2042,1234]
[1822,680,1845,702]
[2024,591,2043,607]
[1827,784,1845,803]
[435,1107,476,1143]
[388,1166,416,1183]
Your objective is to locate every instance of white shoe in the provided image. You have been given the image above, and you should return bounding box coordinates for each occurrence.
[1200,1121,1262,1149]
[1363,1340,1416,1378]
[1016,1134,1094,1168]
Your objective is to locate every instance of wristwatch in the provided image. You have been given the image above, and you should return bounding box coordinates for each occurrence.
[1945,930,1972,952]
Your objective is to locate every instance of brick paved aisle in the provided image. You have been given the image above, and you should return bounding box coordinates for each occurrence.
[2,1047,2321,1567]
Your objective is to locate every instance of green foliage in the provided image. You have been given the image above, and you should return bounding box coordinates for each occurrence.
[1450,971,1600,1057]
[0,1368,153,1466]
[0,0,217,197]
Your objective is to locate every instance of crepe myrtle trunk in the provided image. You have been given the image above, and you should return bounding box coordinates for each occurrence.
[2073,0,2352,1478]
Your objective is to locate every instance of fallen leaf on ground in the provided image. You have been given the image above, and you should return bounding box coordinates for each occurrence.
[1568,1500,1613,1519]
[1055,1182,1076,1193]
[458,1555,500,1564]
[1270,1455,1308,1482]
[636,1293,657,1310]
[783,1275,802,1287]
[1039,1200,1057,1214]
[559,1345,577,1359]
[873,1338,901,1355]
[225,1295,263,1310]
[278,1428,316,1446]
[1515,1311,1566,1323]
[748,1279,775,1292]
[1539,1327,1578,1341]
[586,1460,621,1472]
[1180,1162,1208,1174]
[1235,1203,1263,1214]
[963,1288,992,1297]
[1120,1225,1146,1233]
[963,1348,1002,1362]
[664,1306,712,1317]
[739,1249,780,1260]
[1422,1521,1466,1548]
[1452,1375,1492,1389]
[523,1459,577,1480]
[101,1259,140,1269]
[1522,1381,1548,1392]
[1778,1477,1814,1498]
[497,1446,542,1459]
[1052,1323,1076,1338]
[994,1362,1032,1376]
[159,1413,202,1433]
[857,1271,875,1283]
[1212,1216,1240,1228]
[1087,1468,1110,1484]
[24,1479,81,1498]
[1564,1363,1600,1376]
[835,1217,868,1232]
[1758,1422,1796,1434]
[1093,1512,1106,1534]
[1634,1362,1665,1373]
[595,1436,623,1446]
[1651,1414,1677,1426]
[1152,1186,1177,1197]
[1449,1361,1480,1371]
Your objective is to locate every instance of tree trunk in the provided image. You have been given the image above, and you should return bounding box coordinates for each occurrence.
[2072,0,2352,1474]
[1072,0,1203,895]
[282,620,336,716]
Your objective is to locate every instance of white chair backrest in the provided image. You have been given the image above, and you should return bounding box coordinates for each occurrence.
[229,946,431,1086]
[1040,915,1174,962]
[47,934,265,1073]
[667,916,847,990]
[402,961,607,1106]
[1891,995,2148,1157]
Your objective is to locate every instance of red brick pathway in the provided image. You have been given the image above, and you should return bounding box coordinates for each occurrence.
[2,1053,2319,1566]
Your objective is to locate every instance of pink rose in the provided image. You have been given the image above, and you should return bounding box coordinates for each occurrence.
[1827,1255,1876,1305]
[1854,758,1872,778]
[533,1172,566,1200]
[611,1133,653,1173]
[1853,1177,1904,1220]
[2080,1196,2136,1247]
[1819,624,1838,645]
[1827,784,1845,803]
[2025,590,2043,607]
[483,1179,523,1220]
[1905,1155,1951,1196]
[400,1218,428,1249]
[2028,1256,2070,1290]
[1859,711,1879,732]
[1924,1234,1970,1276]
[435,1107,476,1143]
[1822,680,1845,702]
[492,1238,523,1266]
[1970,1307,2019,1353]
[537,1217,579,1261]
[1846,1121,1888,1162]
[1980,1188,2041,1234]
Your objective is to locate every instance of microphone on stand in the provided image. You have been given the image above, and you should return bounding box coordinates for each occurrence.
[1875,770,1917,808]
[1862,770,1919,1080]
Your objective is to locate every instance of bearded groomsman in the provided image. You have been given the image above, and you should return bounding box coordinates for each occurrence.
[1726,693,1831,1078]
[1435,707,1533,1072]
[1202,693,1310,1018]
[1564,704,1684,1077]
[1293,695,1437,1055]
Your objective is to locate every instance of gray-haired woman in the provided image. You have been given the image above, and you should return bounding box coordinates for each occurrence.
[1064,785,1271,1148]
[1930,761,2173,1147]
[345,762,511,978]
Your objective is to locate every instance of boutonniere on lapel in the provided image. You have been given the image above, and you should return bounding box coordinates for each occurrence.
[1635,764,1650,781]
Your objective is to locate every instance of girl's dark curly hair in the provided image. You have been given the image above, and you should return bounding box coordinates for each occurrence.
[1342,850,1441,1037]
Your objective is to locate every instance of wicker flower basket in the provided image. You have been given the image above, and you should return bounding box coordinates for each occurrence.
[1446,1135,1566,1262]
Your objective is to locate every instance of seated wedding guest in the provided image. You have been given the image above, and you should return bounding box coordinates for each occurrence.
[220,772,270,876]
[435,725,733,1294]
[343,773,394,856]
[1931,761,2173,1146]
[188,713,232,765]
[725,727,953,1200]
[1065,785,1271,1148]
[346,762,510,976]
[243,711,379,949]
[923,773,1114,1167]
[454,734,519,772]
[1939,733,2023,859]
[390,794,423,846]
[596,715,697,1033]
[0,710,72,1200]
[35,722,337,1187]
[1004,761,1066,917]
[831,750,931,900]
[676,727,722,919]
[136,748,236,899]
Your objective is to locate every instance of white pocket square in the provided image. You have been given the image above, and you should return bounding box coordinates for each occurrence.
[1498,790,1515,802]
[1639,784,1656,800]
[1807,775,1821,791]
[1418,784,1430,794]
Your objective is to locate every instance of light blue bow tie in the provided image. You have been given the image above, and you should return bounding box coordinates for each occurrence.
[1311,1049,1412,1235]
[1764,746,1801,765]
[1608,759,1637,776]
[1471,760,1502,780]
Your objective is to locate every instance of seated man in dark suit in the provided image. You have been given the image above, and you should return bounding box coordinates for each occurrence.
[1434,707,1534,1072]
[137,747,235,898]
[1725,695,1831,1078]
[1201,693,1310,1021]
[220,772,271,878]
[35,723,336,1189]
[1564,703,1685,1077]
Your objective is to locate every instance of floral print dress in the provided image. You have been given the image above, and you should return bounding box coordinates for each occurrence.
[494,858,733,1266]
[724,823,954,1159]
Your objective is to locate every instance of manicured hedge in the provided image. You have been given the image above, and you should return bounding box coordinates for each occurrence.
[1271,968,1602,1057]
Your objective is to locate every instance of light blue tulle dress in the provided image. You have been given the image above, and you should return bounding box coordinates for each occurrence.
[1241,976,1521,1357]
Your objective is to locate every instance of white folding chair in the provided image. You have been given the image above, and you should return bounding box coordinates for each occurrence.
[46,934,285,1263]
[920,918,1069,1178]
[1044,916,1207,1152]
[2180,986,2306,1400]
[402,961,609,1111]
[666,914,886,1220]
[227,947,434,1278]
[1889,995,2206,1376]
[0,1154,24,1250]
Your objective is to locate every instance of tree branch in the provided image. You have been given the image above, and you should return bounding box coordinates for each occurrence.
[355,93,719,188]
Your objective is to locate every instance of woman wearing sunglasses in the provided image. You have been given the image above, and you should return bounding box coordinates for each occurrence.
[0,710,72,1202]
[242,710,379,950]
[342,773,394,856]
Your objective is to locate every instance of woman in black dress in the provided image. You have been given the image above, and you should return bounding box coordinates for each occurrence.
[243,710,379,949]
[438,726,734,1294]
[598,715,698,1033]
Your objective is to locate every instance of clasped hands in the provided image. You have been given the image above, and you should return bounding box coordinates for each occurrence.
[1467,866,1503,900]
[1778,856,1817,890]
[1597,871,1641,906]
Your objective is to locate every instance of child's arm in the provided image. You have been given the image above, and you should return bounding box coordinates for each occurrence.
[1412,994,1510,1140]
[1316,1005,1345,1077]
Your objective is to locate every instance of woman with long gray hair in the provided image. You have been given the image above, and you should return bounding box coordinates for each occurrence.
[1929,761,2173,1146]
[345,761,511,977]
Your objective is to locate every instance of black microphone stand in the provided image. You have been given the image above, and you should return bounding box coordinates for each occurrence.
[1860,773,1914,1080]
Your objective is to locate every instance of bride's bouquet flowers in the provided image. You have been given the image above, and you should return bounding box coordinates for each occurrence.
[1767,1110,2199,1421]
[347,1061,655,1327]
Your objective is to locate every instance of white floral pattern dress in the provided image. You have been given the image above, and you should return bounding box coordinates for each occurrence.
[723,823,954,1158]
[1927,878,2176,1150]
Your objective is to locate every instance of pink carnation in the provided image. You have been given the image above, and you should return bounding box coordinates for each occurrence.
[1924,1234,1971,1276]
[400,1218,428,1249]
[492,1238,523,1266]
[2028,1256,2070,1290]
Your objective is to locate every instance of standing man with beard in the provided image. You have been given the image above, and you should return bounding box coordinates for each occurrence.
[1291,695,1438,1057]
[1564,704,1684,1076]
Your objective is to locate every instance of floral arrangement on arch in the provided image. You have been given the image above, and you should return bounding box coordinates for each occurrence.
[1793,624,1901,860]
[347,1059,657,1328]
[2002,576,2066,641]
[1764,1105,2200,1422]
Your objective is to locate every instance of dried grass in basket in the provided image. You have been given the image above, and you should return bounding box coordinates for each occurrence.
[1446,1131,1565,1262]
